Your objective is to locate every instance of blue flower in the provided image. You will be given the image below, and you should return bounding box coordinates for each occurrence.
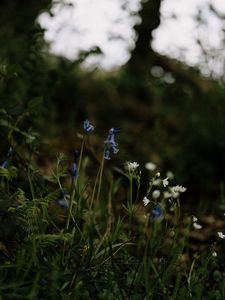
[104,128,120,147]
[0,160,9,169]
[151,203,163,220]
[73,149,80,163]
[83,120,94,133]
[57,189,69,209]
[104,128,120,160]
[104,149,111,160]
[69,162,78,178]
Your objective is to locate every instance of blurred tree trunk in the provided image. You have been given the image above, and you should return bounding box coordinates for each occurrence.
[127,0,162,78]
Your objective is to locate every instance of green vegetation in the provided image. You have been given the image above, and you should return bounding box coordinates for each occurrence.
[1,0,225,298]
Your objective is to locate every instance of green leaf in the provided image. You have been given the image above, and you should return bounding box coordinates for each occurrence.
[28,97,43,111]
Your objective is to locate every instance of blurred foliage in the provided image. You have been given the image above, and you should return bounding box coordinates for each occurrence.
[0,0,225,206]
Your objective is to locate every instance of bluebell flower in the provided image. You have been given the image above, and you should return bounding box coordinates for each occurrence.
[73,149,80,163]
[151,203,164,220]
[104,149,111,160]
[57,189,69,209]
[104,128,120,147]
[104,127,120,160]
[83,120,94,133]
[69,162,78,178]
[0,160,9,169]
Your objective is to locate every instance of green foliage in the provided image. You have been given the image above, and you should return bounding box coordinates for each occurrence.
[0,119,224,300]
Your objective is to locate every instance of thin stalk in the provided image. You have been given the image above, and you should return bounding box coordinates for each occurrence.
[77,135,85,174]
[65,178,76,231]
[96,152,105,205]
[90,168,100,208]
[128,177,133,224]
[28,166,35,199]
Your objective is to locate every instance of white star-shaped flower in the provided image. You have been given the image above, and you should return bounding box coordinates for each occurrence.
[218,232,225,239]
[162,177,169,187]
[143,196,150,206]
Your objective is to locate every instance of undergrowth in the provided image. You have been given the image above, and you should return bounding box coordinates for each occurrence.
[0,109,224,300]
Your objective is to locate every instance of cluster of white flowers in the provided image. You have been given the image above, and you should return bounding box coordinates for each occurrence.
[126,161,139,171]
[170,185,187,198]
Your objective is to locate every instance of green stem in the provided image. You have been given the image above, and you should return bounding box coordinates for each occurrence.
[28,166,35,199]
[77,135,85,175]
[129,177,133,224]
[96,152,105,205]
[65,178,76,231]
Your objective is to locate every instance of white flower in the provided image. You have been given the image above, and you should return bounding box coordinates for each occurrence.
[212,251,217,257]
[145,162,156,171]
[218,232,225,239]
[193,222,202,230]
[143,196,150,206]
[171,185,187,193]
[156,172,160,178]
[152,190,160,199]
[192,216,198,222]
[166,171,174,179]
[170,185,187,198]
[162,177,169,187]
[127,161,139,171]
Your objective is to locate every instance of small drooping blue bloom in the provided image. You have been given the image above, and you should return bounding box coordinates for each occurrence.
[104,127,120,160]
[0,160,9,169]
[57,189,69,209]
[69,162,78,178]
[73,149,80,163]
[104,149,111,160]
[83,120,94,133]
[104,128,120,147]
[151,203,163,220]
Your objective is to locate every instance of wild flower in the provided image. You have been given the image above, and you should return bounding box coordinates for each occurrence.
[218,232,225,239]
[166,171,174,179]
[126,161,139,172]
[145,162,156,171]
[212,251,217,257]
[83,120,94,133]
[193,222,202,230]
[143,196,150,206]
[104,149,111,160]
[57,189,69,209]
[156,172,160,177]
[171,185,187,193]
[162,177,169,187]
[0,160,9,169]
[69,162,78,178]
[192,216,198,222]
[104,127,120,160]
[152,190,160,199]
[170,185,187,198]
[151,203,163,220]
